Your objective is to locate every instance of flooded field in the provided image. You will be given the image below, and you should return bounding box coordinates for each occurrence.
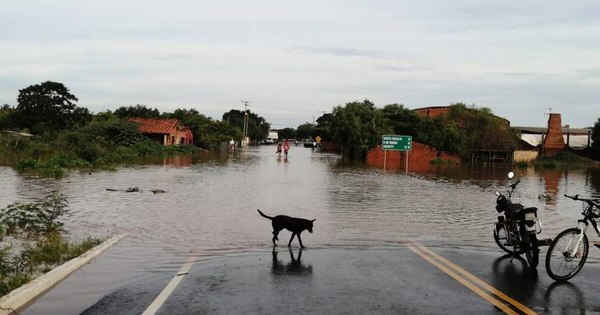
[1,145,600,312]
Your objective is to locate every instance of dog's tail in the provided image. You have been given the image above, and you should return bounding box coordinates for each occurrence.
[257,209,273,220]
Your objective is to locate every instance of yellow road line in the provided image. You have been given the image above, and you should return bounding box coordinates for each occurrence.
[416,245,537,315]
[408,245,518,315]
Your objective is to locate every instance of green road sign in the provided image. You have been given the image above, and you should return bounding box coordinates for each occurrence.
[382,135,412,151]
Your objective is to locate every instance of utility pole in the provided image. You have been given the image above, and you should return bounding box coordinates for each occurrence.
[241,100,251,145]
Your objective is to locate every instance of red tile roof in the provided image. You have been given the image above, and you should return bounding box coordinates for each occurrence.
[129,118,180,134]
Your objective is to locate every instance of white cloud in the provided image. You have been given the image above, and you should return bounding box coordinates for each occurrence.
[1,1,599,127]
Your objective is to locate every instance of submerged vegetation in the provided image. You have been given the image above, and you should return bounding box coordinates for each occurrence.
[0,192,102,297]
[534,152,594,169]
[0,81,264,177]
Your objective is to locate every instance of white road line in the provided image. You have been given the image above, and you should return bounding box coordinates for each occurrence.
[142,257,196,315]
[0,234,126,315]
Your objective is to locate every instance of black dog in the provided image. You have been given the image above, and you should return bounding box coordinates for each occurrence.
[257,209,315,248]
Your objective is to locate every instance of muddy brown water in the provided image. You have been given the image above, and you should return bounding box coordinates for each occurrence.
[1,145,600,312]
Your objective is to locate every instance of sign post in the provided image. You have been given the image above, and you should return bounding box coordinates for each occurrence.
[382,135,412,172]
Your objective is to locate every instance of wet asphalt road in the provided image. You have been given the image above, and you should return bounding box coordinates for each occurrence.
[23,242,600,314]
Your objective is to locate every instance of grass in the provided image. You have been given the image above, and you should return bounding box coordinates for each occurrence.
[514,160,531,169]
[0,192,103,297]
[0,233,102,296]
[534,151,591,169]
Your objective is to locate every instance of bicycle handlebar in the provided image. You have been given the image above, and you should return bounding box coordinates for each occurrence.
[565,194,580,200]
[565,194,600,206]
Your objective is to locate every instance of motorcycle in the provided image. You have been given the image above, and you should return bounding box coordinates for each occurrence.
[493,172,542,268]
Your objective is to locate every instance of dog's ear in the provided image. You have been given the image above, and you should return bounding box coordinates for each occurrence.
[312,219,316,222]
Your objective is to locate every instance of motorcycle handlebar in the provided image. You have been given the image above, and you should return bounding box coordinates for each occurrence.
[510,179,521,189]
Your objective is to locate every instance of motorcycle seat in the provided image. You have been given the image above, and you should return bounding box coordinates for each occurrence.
[510,206,538,219]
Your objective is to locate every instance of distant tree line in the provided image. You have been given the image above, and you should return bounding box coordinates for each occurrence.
[0,81,273,149]
[0,81,273,175]
[293,100,520,160]
[1,81,551,167]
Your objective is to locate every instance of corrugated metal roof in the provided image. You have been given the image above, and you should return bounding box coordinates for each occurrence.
[513,126,591,134]
[129,118,180,134]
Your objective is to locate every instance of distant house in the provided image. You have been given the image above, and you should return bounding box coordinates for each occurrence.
[129,118,193,146]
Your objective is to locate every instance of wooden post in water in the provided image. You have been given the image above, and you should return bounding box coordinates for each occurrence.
[383,150,387,171]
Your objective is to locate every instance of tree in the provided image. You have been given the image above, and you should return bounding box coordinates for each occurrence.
[114,105,160,119]
[0,104,16,130]
[329,99,388,158]
[296,123,315,140]
[315,113,333,141]
[162,108,242,149]
[592,117,600,149]
[381,104,421,137]
[222,109,270,142]
[15,81,89,134]
[278,128,296,140]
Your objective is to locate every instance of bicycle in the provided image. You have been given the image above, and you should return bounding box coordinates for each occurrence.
[545,194,600,281]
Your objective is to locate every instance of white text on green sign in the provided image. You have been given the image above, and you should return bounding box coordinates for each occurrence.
[382,135,412,151]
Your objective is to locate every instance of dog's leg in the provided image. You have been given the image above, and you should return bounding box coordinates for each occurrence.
[272,230,279,246]
[288,232,296,247]
[297,233,305,248]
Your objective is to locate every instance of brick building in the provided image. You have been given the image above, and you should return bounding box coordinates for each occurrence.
[129,117,193,146]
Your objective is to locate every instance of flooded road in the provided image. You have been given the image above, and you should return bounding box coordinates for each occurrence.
[1,145,600,312]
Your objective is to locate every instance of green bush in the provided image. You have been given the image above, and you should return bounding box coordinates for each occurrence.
[0,233,102,296]
[535,152,587,169]
[514,160,530,168]
[0,192,103,297]
[0,191,70,236]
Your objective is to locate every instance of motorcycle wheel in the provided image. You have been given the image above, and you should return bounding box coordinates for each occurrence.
[493,222,524,255]
[521,228,539,268]
[545,228,589,281]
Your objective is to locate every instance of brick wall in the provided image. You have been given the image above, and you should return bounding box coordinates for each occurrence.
[366,141,461,171]
[413,107,450,118]
[543,113,565,156]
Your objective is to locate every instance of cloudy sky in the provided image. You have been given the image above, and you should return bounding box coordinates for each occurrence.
[2,1,600,128]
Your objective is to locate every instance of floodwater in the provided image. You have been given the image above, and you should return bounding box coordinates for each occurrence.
[1,145,600,311]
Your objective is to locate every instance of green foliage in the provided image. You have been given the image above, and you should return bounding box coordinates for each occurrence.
[0,232,102,296]
[330,99,388,159]
[0,191,70,236]
[381,104,421,137]
[14,81,91,134]
[535,152,588,169]
[592,117,600,149]
[0,192,103,296]
[296,123,316,140]
[445,103,518,154]
[222,109,270,142]
[114,104,160,119]
[315,113,333,141]
[514,160,530,168]
[322,101,520,161]
[278,128,296,140]
[164,108,240,150]
[0,104,17,130]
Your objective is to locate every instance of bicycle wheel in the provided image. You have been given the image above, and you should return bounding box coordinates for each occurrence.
[493,222,524,255]
[545,228,589,281]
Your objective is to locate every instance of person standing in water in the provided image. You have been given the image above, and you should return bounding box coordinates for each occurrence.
[276,142,282,156]
[283,139,290,158]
